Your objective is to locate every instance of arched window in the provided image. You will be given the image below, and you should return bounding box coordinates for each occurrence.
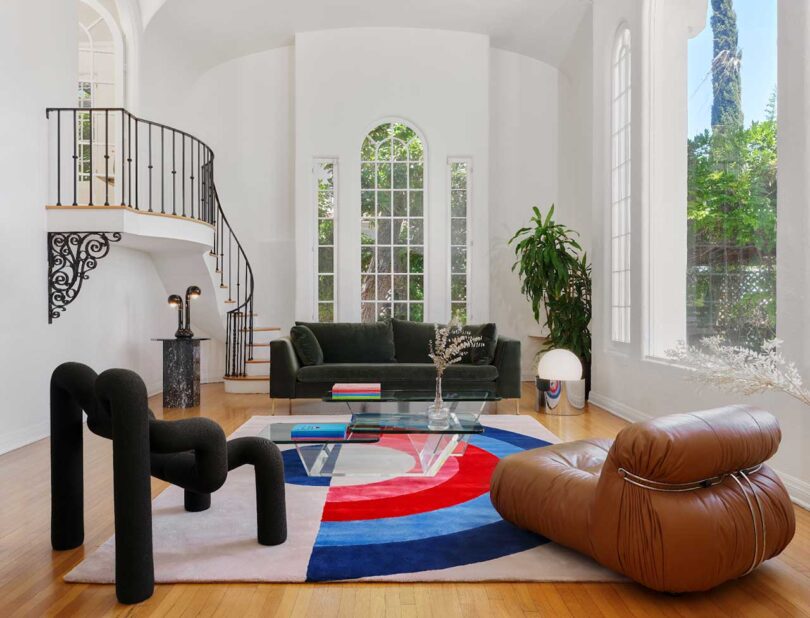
[360,122,425,322]
[610,27,632,343]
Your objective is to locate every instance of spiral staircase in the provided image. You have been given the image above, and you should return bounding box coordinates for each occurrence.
[45,107,275,393]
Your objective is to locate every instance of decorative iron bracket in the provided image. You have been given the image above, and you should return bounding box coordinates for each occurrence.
[48,232,122,323]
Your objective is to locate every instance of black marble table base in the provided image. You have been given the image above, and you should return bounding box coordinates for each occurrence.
[154,338,208,408]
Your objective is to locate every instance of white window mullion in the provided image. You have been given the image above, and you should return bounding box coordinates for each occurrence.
[314,158,338,322]
[448,157,471,323]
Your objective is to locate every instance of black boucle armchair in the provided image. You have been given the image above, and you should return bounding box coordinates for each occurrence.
[50,362,286,604]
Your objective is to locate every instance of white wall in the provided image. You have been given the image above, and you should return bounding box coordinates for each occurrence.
[489,49,561,377]
[184,47,296,331]
[583,0,810,505]
[294,28,490,324]
[0,0,174,454]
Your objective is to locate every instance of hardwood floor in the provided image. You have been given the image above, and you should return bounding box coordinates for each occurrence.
[2,383,809,617]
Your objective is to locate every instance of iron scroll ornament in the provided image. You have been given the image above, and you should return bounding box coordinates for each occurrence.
[48,232,122,323]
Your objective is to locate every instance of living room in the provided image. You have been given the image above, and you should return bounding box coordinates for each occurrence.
[1,0,808,614]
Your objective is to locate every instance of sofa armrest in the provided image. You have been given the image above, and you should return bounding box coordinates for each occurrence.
[270,337,300,398]
[493,336,521,398]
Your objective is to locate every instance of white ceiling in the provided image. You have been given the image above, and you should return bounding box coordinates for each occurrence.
[142,0,592,73]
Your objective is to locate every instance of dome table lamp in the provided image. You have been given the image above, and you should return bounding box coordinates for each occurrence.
[183,285,201,338]
[537,349,585,416]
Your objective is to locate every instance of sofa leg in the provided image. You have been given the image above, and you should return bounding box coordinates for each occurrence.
[288,399,293,415]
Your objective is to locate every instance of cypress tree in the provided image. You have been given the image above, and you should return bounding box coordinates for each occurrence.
[711,0,743,129]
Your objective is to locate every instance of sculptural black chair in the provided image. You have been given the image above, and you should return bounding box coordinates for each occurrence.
[50,362,287,604]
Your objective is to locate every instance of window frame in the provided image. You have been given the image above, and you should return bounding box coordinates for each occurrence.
[359,119,428,323]
[313,157,339,322]
[610,25,633,346]
[447,156,472,323]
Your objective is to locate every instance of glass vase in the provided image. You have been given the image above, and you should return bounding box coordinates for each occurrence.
[428,374,450,429]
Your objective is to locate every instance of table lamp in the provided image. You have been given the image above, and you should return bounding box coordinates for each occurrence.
[537,349,585,415]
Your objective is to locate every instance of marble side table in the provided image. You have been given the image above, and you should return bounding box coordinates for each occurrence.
[152,338,210,408]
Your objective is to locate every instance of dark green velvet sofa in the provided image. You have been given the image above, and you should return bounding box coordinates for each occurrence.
[269,320,521,400]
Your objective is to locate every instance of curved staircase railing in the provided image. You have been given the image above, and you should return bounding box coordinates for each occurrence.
[46,107,254,377]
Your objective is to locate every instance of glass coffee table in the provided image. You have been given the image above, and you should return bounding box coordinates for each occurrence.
[261,390,499,478]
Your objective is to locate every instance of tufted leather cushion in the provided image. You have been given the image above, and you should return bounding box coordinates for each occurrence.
[490,406,796,592]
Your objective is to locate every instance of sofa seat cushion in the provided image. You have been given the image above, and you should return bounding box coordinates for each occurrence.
[296,321,396,363]
[297,363,498,384]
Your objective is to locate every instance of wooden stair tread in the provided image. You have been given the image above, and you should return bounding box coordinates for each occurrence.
[246,359,270,364]
[224,300,236,304]
[224,375,268,381]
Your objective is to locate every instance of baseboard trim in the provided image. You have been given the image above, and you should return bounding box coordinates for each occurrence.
[588,391,809,511]
[0,420,50,456]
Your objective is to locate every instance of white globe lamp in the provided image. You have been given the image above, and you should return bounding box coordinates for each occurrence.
[537,349,585,415]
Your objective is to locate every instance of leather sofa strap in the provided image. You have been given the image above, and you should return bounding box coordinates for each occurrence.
[618,464,767,574]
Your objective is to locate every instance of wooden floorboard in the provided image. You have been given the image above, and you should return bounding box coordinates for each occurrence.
[1,382,809,616]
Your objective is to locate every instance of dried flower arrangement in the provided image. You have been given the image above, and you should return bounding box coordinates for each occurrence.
[427,320,484,415]
[666,336,810,407]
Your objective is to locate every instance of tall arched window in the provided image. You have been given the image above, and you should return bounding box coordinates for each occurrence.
[360,122,425,322]
[77,0,123,202]
[610,27,632,343]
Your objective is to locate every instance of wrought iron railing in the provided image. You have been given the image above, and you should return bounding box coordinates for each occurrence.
[45,107,254,377]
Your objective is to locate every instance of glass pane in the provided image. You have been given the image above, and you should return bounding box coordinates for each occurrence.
[377,304,392,321]
[361,275,376,301]
[451,190,467,218]
[393,139,408,161]
[361,138,375,161]
[409,162,424,188]
[409,303,424,322]
[409,192,423,216]
[451,162,467,189]
[377,139,392,161]
[408,139,423,161]
[361,220,375,244]
[393,163,408,189]
[377,275,392,300]
[393,191,407,216]
[361,163,375,189]
[369,123,389,142]
[377,219,391,245]
[409,219,424,245]
[361,302,376,323]
[409,275,424,301]
[318,191,335,218]
[377,191,391,216]
[394,303,408,320]
[319,220,334,245]
[451,303,467,323]
[318,247,334,273]
[377,246,391,273]
[451,275,467,302]
[361,247,375,273]
[376,163,391,189]
[409,248,424,274]
[318,303,334,323]
[361,191,375,216]
[451,219,466,245]
[394,218,408,244]
[318,275,334,301]
[393,124,416,142]
[394,247,408,273]
[451,246,467,273]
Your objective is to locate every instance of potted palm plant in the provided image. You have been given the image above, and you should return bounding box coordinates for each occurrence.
[509,205,592,396]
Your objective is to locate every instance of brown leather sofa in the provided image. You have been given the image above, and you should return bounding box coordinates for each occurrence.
[490,405,796,592]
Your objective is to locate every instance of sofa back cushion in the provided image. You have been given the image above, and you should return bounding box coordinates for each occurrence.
[290,324,324,366]
[392,319,435,363]
[295,321,396,363]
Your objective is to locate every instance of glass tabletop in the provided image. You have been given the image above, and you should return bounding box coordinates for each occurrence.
[259,423,380,445]
[322,389,501,403]
[349,412,484,435]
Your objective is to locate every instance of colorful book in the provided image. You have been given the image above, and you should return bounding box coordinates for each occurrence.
[332,383,381,400]
[290,423,349,440]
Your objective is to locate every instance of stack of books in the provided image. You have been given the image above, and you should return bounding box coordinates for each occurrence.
[332,383,382,400]
[291,423,349,440]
